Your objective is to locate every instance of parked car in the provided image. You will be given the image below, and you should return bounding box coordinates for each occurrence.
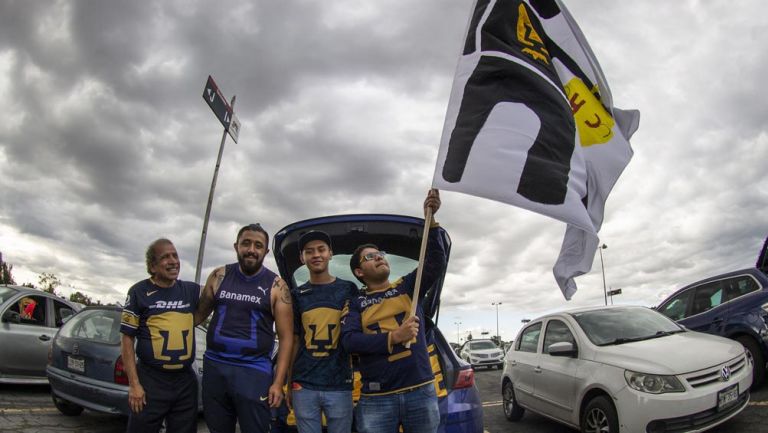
[502,305,752,433]
[46,305,207,416]
[272,214,484,433]
[0,284,82,384]
[459,339,504,369]
[656,237,768,388]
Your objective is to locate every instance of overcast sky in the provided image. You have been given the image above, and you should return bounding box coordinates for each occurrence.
[1,0,766,342]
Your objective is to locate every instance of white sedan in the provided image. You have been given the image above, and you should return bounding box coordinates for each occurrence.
[501,305,752,433]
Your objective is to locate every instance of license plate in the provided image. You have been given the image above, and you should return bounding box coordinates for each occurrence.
[67,356,85,373]
[717,384,738,410]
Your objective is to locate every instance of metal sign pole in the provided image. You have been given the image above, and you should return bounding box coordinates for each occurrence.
[195,95,236,284]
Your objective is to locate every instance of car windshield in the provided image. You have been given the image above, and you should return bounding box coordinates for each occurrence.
[292,253,416,289]
[58,309,122,345]
[0,286,19,305]
[572,307,684,346]
[470,341,498,350]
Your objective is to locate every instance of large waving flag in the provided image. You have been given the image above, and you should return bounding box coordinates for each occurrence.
[432,0,639,299]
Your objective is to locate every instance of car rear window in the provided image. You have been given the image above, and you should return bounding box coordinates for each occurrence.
[292,253,416,289]
[59,309,121,344]
[0,286,19,305]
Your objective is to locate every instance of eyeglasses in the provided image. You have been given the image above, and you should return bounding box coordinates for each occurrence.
[361,251,387,262]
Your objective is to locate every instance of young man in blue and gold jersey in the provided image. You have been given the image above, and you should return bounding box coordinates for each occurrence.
[341,189,445,433]
[120,238,200,433]
[288,230,358,433]
[195,223,294,433]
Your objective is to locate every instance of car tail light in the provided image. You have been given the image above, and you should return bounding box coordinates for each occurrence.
[114,356,129,385]
[453,368,475,389]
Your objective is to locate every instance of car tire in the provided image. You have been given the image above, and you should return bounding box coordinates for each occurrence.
[581,395,618,433]
[737,335,765,389]
[52,395,84,416]
[502,381,524,421]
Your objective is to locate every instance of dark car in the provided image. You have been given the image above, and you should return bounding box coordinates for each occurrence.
[46,306,207,416]
[272,214,484,433]
[656,236,768,388]
[0,285,81,384]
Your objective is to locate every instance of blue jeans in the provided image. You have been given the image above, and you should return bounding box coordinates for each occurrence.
[292,388,353,433]
[354,382,440,433]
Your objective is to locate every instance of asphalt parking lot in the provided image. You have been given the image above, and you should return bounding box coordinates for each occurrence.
[2,369,767,432]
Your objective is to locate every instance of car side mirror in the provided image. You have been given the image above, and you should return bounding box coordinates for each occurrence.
[2,310,21,324]
[548,341,577,358]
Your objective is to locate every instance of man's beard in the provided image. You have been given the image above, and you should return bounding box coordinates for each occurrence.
[238,253,263,276]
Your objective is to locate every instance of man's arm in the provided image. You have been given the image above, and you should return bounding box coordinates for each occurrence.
[340,301,418,354]
[120,334,145,414]
[194,266,225,326]
[269,277,294,408]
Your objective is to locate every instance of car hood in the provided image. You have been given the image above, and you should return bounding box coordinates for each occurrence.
[272,214,451,320]
[470,348,504,356]
[592,331,745,374]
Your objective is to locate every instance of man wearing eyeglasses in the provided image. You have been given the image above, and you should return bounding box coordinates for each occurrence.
[287,230,359,433]
[341,189,446,433]
[194,224,294,433]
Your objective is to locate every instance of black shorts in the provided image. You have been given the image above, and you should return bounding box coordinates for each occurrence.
[126,363,198,433]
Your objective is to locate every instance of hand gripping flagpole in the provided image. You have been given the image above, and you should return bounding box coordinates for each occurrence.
[405,195,435,349]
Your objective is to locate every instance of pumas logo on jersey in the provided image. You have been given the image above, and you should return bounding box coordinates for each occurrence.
[149,300,191,310]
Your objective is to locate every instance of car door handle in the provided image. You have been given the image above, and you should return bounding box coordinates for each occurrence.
[39,335,51,341]
[534,367,542,374]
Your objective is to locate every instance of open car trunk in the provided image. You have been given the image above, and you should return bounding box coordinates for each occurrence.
[272,214,451,321]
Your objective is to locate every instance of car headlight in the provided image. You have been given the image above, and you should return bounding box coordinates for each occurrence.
[624,370,684,394]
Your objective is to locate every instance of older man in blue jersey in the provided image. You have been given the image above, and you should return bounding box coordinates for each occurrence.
[120,238,200,433]
[288,230,359,433]
[195,223,294,433]
[342,189,446,433]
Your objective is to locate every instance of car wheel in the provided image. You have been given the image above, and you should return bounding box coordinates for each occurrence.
[502,381,524,421]
[52,395,84,416]
[737,335,765,389]
[581,396,618,433]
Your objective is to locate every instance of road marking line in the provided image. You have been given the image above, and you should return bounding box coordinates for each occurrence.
[481,400,768,408]
[0,408,59,415]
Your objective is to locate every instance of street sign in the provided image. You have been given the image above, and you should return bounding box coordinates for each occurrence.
[228,113,241,143]
[203,75,233,130]
[607,288,622,296]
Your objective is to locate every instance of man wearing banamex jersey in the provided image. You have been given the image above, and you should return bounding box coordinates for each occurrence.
[288,230,359,433]
[195,223,294,433]
[342,189,446,433]
[120,238,200,433]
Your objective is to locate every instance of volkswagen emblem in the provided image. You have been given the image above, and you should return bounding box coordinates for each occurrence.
[72,343,79,355]
[720,365,731,382]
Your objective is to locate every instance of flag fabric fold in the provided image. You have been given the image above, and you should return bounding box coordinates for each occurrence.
[432,0,639,299]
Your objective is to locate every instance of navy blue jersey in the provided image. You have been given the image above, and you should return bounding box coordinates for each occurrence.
[341,227,446,395]
[205,263,276,372]
[120,279,200,371]
[291,278,359,391]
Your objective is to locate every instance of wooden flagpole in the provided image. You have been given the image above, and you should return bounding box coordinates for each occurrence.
[405,205,433,349]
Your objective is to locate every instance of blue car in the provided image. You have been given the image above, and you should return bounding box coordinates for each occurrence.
[656,236,768,388]
[46,306,207,416]
[272,214,484,433]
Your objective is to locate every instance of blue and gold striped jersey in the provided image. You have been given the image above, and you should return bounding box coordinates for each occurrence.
[120,279,200,371]
[291,278,358,391]
[341,227,447,395]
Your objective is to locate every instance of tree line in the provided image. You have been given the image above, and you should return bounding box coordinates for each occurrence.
[1,251,107,306]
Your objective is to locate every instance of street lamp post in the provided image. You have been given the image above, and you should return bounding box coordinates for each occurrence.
[598,243,608,306]
[454,321,462,344]
[492,302,502,344]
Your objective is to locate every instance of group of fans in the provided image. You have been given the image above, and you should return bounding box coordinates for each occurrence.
[119,190,446,433]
